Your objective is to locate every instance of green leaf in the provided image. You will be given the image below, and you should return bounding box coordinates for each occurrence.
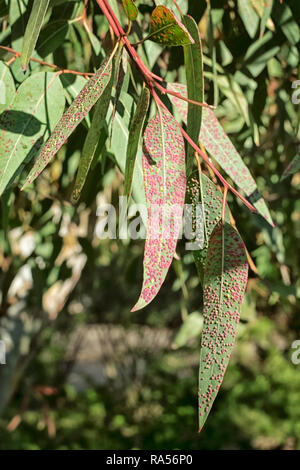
[131,107,186,312]
[198,222,248,431]
[243,31,280,77]
[0,61,16,114]
[272,2,300,46]
[121,0,138,21]
[258,0,274,37]
[158,0,188,15]
[37,20,69,58]
[23,50,116,188]
[186,172,230,283]
[109,45,127,143]
[148,6,194,47]
[173,312,203,349]
[183,15,204,175]
[108,91,146,208]
[21,0,50,70]
[124,87,150,199]
[168,83,273,226]
[0,72,65,195]
[9,0,30,51]
[281,155,300,181]
[238,0,259,38]
[72,67,114,201]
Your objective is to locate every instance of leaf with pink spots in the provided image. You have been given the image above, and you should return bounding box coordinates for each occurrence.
[22,51,116,189]
[198,222,248,431]
[168,83,273,226]
[131,107,186,311]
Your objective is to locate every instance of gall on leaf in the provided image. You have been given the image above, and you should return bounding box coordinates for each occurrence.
[131,107,186,311]
[121,0,138,21]
[148,5,194,46]
[198,222,248,431]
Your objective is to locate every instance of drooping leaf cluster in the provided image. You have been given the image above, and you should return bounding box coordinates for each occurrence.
[1,0,296,430]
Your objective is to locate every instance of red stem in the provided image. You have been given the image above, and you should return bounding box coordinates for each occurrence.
[96,0,257,215]
[152,90,257,214]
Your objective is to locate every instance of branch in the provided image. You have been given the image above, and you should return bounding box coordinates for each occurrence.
[96,0,257,215]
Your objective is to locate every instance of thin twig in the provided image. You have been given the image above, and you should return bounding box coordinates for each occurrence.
[0,45,94,77]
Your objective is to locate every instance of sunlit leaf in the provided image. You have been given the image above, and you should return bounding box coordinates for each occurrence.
[72,67,114,201]
[149,6,194,47]
[121,0,138,21]
[174,312,203,349]
[168,83,273,226]
[238,0,259,38]
[183,15,204,175]
[198,222,248,431]
[259,0,274,36]
[108,91,146,208]
[21,0,50,70]
[124,86,150,199]
[0,72,65,195]
[23,51,116,188]
[9,0,30,51]
[131,107,186,311]
[0,61,16,114]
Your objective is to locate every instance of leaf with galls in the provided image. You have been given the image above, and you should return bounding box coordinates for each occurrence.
[198,222,248,431]
[131,107,186,311]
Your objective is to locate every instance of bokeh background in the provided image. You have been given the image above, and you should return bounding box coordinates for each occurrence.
[0,0,299,450]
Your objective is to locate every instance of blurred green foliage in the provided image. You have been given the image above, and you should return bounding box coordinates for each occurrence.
[0,0,300,450]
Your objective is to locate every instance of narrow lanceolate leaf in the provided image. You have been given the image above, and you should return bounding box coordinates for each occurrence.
[0,61,16,113]
[9,0,30,51]
[198,222,248,431]
[121,0,138,21]
[21,0,50,70]
[72,68,114,201]
[23,52,115,188]
[260,0,274,36]
[110,45,127,143]
[0,72,65,196]
[168,83,273,226]
[281,155,300,181]
[124,87,150,199]
[108,91,146,209]
[149,6,194,46]
[182,15,204,175]
[237,0,259,38]
[131,108,186,311]
[186,172,230,283]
